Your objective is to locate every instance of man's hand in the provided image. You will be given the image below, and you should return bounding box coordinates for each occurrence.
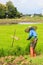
[27,36,32,40]
[27,38,30,40]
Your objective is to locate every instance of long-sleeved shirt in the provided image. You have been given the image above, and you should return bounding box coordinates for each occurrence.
[27,29,37,40]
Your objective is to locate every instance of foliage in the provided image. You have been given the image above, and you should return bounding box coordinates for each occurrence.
[0,24,43,56]
[0,1,21,18]
[0,4,7,18]
[6,1,17,18]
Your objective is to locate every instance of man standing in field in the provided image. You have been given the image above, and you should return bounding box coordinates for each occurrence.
[25,26,38,57]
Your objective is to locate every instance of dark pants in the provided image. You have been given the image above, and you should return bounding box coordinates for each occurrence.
[30,38,38,49]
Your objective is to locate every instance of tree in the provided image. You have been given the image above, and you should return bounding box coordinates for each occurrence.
[0,1,22,18]
[16,12,23,18]
[0,4,7,18]
[6,1,17,18]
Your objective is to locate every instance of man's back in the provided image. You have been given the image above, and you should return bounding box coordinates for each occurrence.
[29,29,37,37]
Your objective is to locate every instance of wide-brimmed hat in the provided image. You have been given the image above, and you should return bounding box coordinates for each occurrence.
[32,26,37,30]
[25,26,37,33]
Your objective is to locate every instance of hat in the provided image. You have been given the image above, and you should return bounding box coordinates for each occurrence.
[25,26,37,33]
[32,26,37,30]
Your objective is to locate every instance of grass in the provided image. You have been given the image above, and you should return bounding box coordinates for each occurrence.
[24,55,43,65]
[0,24,43,56]
[0,16,43,24]
[0,23,43,65]
[0,55,43,65]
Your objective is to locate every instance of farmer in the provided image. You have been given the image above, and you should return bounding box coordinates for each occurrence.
[25,26,38,57]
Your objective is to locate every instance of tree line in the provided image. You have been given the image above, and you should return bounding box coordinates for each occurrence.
[0,1,22,18]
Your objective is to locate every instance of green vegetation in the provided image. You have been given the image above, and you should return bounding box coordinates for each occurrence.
[0,16,43,24]
[0,24,43,56]
[0,55,43,65]
[0,1,21,18]
[0,4,7,18]
[20,16,43,22]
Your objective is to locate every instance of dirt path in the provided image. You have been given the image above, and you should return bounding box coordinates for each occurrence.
[0,55,31,65]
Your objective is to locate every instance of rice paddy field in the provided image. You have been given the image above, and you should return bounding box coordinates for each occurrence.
[0,23,43,56]
[0,23,43,65]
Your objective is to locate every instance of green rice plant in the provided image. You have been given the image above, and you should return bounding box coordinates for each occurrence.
[0,24,43,56]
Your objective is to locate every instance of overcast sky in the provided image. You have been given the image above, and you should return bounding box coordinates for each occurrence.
[0,0,43,14]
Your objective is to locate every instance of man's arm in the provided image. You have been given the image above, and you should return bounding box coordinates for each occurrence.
[27,36,32,40]
[27,30,32,40]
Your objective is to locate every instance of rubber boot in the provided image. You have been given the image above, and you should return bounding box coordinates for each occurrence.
[30,47,34,57]
[33,50,36,57]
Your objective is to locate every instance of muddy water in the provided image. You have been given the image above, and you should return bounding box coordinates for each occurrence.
[19,22,41,24]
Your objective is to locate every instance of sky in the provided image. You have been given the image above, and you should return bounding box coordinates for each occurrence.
[0,0,43,14]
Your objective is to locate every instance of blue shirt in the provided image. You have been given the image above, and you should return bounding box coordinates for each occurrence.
[29,29,37,38]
